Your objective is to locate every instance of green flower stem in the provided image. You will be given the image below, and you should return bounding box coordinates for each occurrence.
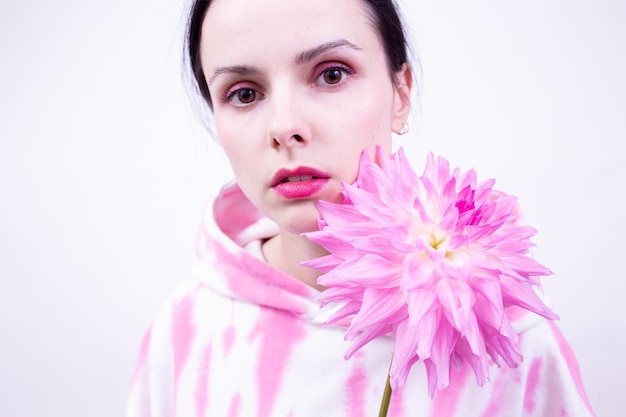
[378,373,392,417]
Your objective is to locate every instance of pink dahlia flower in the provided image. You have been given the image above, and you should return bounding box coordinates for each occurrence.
[302,147,558,397]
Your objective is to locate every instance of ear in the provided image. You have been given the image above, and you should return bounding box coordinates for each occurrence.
[391,63,413,134]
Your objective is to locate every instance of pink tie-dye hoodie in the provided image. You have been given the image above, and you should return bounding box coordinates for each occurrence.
[126,183,596,417]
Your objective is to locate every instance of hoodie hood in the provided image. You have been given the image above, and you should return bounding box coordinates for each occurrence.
[193,182,547,333]
[193,183,321,318]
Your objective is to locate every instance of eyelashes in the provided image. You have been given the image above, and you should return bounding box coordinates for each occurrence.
[219,62,356,108]
[223,87,258,106]
[314,63,354,87]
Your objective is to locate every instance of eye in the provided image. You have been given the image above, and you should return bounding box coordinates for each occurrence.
[323,68,343,84]
[236,88,256,103]
[223,87,263,107]
[315,64,354,87]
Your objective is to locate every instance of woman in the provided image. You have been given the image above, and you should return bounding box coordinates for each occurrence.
[127,0,595,415]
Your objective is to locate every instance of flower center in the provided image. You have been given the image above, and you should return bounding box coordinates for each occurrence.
[419,230,450,261]
[430,234,447,251]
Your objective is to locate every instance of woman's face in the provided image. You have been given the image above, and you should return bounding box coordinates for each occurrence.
[200,0,411,234]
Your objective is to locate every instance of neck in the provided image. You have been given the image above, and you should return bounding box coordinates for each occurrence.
[261,230,328,291]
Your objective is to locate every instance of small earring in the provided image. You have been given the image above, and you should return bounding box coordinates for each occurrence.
[398,122,409,135]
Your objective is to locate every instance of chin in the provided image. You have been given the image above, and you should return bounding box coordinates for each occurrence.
[278,205,324,235]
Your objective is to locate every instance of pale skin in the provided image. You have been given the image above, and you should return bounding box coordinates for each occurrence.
[200,0,413,290]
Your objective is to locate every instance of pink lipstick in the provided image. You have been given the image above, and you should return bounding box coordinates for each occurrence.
[271,167,330,199]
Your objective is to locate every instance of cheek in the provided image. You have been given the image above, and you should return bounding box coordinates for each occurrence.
[217,136,255,193]
[341,97,394,153]
[346,84,395,132]
[224,146,255,191]
[215,117,253,175]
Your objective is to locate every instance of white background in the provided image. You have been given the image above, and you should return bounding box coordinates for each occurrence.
[1,0,623,416]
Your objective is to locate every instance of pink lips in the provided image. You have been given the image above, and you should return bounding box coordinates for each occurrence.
[271,167,330,199]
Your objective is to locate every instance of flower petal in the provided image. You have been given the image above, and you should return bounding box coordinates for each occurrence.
[302,146,557,397]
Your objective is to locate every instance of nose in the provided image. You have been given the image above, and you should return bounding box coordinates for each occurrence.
[267,87,310,149]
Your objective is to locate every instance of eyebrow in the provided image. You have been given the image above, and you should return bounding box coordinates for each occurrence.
[207,65,260,87]
[295,39,362,65]
[207,39,361,87]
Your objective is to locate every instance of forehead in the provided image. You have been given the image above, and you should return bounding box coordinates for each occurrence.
[200,0,380,64]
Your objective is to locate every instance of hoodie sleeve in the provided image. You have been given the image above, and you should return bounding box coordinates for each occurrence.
[126,284,197,417]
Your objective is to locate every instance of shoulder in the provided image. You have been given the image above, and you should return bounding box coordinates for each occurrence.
[126,280,236,416]
[146,280,238,353]
[514,318,596,416]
